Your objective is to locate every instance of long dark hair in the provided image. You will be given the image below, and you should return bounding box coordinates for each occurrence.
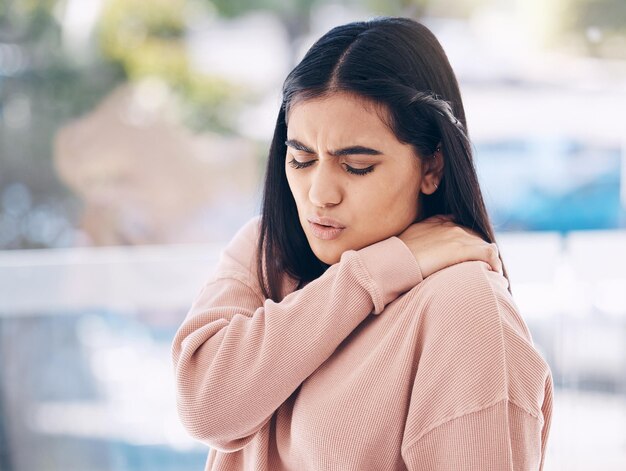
[257,16,510,301]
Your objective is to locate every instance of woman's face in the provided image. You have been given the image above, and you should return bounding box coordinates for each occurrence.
[285,92,438,265]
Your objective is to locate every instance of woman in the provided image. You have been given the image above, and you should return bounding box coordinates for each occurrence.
[172,17,553,470]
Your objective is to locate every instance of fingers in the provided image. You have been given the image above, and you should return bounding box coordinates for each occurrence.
[466,241,502,274]
[487,243,503,274]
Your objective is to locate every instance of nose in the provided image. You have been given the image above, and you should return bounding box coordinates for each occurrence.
[308,160,342,208]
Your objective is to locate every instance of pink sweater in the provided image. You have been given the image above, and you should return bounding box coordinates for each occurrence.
[172,215,553,470]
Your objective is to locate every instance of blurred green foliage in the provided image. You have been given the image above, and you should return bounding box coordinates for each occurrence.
[0,2,125,249]
[0,0,56,41]
[565,0,626,57]
[211,0,316,19]
[98,0,246,133]
[569,0,626,31]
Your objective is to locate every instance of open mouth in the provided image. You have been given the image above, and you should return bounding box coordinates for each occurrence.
[308,221,345,240]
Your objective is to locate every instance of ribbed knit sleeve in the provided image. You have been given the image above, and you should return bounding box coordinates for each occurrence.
[171,216,422,452]
[400,261,553,470]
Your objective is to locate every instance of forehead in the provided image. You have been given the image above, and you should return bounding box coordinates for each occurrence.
[286,92,396,141]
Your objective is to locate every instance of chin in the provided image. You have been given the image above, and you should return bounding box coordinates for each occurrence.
[309,244,341,266]
[312,250,340,265]
[319,254,340,265]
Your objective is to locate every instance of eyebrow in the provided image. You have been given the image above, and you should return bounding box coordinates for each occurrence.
[285,139,383,157]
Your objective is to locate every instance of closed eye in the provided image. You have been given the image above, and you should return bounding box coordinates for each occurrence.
[287,158,315,170]
[345,164,375,175]
[287,158,375,176]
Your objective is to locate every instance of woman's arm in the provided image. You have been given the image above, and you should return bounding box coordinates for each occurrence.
[171,217,422,452]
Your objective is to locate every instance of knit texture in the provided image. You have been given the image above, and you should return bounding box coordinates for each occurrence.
[172,215,553,470]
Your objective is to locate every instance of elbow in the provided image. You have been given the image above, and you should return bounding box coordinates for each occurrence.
[173,366,256,452]
[172,357,235,448]
[171,321,262,451]
[175,394,257,452]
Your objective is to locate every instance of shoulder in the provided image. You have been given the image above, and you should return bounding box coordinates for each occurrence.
[420,261,532,343]
[214,214,262,282]
[213,215,300,300]
[229,214,262,249]
[422,259,509,297]
[405,261,503,345]
[406,260,551,413]
[414,260,506,320]
[403,260,549,385]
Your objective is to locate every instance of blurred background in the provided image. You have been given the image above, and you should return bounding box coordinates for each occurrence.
[0,0,624,470]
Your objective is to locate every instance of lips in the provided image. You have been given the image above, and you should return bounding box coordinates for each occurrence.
[308,222,344,240]
[306,216,346,241]
[307,216,346,229]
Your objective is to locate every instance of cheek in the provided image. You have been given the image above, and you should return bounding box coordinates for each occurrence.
[368,176,413,205]
[284,166,295,191]
[365,175,420,221]
[391,180,420,216]
[285,169,306,203]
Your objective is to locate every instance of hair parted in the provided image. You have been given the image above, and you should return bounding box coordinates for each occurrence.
[257,16,510,301]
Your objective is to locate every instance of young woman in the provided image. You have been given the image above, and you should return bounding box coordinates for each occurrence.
[172,17,553,470]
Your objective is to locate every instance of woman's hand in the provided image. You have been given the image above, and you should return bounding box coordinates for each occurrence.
[398,215,503,279]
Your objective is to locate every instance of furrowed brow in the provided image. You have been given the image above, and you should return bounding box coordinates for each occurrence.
[285,139,315,153]
[331,146,382,157]
[285,139,383,156]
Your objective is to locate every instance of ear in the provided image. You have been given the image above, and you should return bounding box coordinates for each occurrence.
[420,146,444,195]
